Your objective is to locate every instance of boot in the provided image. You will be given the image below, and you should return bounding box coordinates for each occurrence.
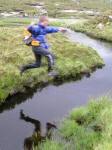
[48,67,58,77]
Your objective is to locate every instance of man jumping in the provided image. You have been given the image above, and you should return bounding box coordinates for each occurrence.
[20,16,66,76]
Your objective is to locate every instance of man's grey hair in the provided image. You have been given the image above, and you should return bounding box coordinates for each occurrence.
[39,16,48,23]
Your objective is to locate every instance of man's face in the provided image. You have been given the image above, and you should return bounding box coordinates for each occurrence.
[42,20,49,27]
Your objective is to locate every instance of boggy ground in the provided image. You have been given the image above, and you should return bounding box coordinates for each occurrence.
[0,22,103,104]
[35,96,112,150]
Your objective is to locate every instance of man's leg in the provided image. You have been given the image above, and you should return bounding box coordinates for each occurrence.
[33,47,55,72]
[33,47,58,76]
[46,53,55,72]
[20,49,42,75]
[22,55,41,69]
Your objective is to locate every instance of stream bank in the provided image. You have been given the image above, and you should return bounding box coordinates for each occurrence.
[70,19,112,43]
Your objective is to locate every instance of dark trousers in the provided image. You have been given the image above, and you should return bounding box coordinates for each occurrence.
[22,46,55,72]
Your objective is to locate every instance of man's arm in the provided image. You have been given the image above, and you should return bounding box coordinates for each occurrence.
[46,26,67,34]
[46,26,59,33]
[28,25,40,34]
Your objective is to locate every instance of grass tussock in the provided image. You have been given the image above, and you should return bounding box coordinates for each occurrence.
[35,96,112,150]
[70,17,112,42]
[0,24,103,104]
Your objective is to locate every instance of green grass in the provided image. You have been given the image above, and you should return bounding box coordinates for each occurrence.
[1,0,112,18]
[0,22,103,104]
[0,0,38,15]
[76,0,112,11]
[0,0,76,17]
[37,140,64,150]
[35,96,112,150]
[70,17,112,42]
[0,17,32,27]
[0,0,80,18]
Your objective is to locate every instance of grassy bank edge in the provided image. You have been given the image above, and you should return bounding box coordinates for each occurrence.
[34,96,112,150]
[70,20,112,43]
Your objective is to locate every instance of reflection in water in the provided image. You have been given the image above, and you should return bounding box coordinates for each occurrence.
[20,110,57,150]
[0,83,49,114]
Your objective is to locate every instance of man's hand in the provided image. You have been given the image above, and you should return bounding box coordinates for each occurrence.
[59,27,67,33]
[31,21,36,26]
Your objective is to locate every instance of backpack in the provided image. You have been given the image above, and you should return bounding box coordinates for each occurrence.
[23,28,32,46]
[23,28,40,46]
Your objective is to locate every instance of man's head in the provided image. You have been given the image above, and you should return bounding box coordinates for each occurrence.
[39,16,49,27]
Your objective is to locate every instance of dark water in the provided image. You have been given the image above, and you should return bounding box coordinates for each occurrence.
[0,31,112,150]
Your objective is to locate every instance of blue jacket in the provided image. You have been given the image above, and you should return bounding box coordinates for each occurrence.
[28,23,59,49]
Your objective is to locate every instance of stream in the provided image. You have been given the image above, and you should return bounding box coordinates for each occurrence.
[0,31,112,150]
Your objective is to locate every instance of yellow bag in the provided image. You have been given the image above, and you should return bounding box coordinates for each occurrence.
[23,28,31,37]
[23,28,32,46]
[31,40,40,46]
[23,28,40,46]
